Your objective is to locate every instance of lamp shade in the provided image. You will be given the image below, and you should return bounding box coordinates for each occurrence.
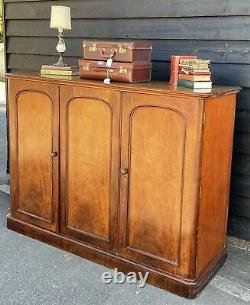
[50,6,71,30]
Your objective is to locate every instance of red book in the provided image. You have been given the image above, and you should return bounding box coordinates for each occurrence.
[169,55,197,85]
[187,72,211,75]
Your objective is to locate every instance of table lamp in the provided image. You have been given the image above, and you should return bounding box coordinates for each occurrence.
[50,6,71,66]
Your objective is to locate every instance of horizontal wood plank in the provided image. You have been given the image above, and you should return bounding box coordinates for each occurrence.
[232,154,250,176]
[233,132,250,155]
[237,89,250,110]
[7,37,83,57]
[228,215,250,240]
[229,195,250,218]
[235,110,250,133]
[231,174,250,197]
[7,37,250,65]
[4,0,48,2]
[6,17,250,41]
[5,0,250,19]
[7,54,79,70]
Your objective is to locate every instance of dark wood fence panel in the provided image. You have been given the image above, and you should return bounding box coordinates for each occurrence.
[233,132,250,155]
[4,0,250,240]
[5,0,250,19]
[237,89,250,110]
[228,215,250,241]
[231,175,250,198]
[232,155,250,176]
[230,195,250,218]
[6,17,250,41]
[235,111,250,133]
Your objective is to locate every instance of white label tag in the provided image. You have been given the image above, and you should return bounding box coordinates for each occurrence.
[106,57,113,68]
[104,78,111,84]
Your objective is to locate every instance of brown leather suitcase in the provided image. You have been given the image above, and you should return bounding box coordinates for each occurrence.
[83,40,152,63]
[79,59,152,83]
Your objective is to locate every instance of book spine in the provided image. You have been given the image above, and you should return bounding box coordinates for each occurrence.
[169,56,180,86]
[41,74,72,80]
[177,79,194,89]
[178,80,212,89]
[41,65,72,71]
[179,74,211,82]
[188,72,211,76]
[41,69,72,76]
[169,55,197,86]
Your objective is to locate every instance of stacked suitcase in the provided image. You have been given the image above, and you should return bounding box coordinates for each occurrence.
[79,40,152,83]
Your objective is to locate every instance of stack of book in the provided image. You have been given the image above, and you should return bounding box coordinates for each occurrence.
[41,65,78,79]
[177,59,212,90]
[169,55,197,86]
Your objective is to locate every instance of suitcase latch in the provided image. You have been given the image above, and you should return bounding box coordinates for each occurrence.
[119,47,127,54]
[119,67,128,74]
[88,44,97,52]
[82,64,91,71]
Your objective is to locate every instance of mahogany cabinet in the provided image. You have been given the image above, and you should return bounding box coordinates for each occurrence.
[7,73,240,298]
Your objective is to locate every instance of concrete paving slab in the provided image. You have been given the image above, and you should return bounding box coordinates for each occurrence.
[219,246,250,289]
[0,184,10,194]
[0,43,5,80]
[0,81,9,185]
[211,275,250,302]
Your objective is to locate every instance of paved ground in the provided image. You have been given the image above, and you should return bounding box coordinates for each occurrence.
[0,43,5,80]
[0,81,9,188]
[0,82,250,305]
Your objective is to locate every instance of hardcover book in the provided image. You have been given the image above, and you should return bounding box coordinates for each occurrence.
[177,79,212,89]
[179,59,211,74]
[179,73,211,82]
[41,69,73,76]
[41,65,72,71]
[169,55,197,85]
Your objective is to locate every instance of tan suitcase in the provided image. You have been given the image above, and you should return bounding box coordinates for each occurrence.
[79,59,152,83]
[83,40,152,63]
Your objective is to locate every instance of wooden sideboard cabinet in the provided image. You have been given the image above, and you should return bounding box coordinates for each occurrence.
[7,73,240,298]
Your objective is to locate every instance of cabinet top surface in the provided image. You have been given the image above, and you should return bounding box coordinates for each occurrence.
[6,72,241,98]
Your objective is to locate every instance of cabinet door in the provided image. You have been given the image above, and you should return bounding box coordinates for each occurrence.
[60,86,120,251]
[8,79,59,232]
[119,92,203,278]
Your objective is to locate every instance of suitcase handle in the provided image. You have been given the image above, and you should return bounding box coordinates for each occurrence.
[100,49,115,59]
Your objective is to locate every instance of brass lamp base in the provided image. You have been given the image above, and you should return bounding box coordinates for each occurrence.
[53,54,68,67]
[53,29,69,67]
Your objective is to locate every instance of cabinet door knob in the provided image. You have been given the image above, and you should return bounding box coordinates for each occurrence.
[50,152,58,158]
[121,168,128,175]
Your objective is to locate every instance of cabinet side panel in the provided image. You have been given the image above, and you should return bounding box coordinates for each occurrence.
[197,94,236,275]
